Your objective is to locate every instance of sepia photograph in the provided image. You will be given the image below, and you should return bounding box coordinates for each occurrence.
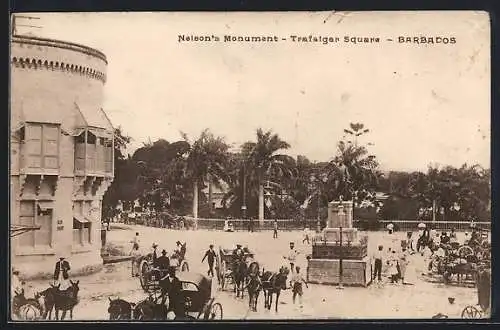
[9,11,491,321]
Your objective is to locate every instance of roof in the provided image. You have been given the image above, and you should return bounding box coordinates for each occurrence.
[178,272,212,289]
[19,98,62,124]
[74,102,113,131]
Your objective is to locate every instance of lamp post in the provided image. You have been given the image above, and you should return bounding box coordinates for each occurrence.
[337,200,345,290]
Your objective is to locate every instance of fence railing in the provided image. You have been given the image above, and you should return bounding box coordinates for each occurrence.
[377,220,491,232]
[123,214,491,232]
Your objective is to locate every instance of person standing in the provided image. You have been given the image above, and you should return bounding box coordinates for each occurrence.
[291,266,308,308]
[130,232,140,254]
[302,227,310,244]
[130,244,142,277]
[53,256,71,290]
[202,244,217,277]
[399,248,410,284]
[157,250,171,270]
[284,242,299,273]
[387,251,399,284]
[372,245,384,283]
[273,219,278,239]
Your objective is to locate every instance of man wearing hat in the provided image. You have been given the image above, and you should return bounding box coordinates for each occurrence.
[202,244,217,277]
[159,266,183,317]
[151,243,159,267]
[54,256,71,290]
[156,250,170,271]
[284,242,299,274]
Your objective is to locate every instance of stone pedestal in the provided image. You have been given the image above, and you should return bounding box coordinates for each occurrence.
[307,199,372,287]
[307,257,372,287]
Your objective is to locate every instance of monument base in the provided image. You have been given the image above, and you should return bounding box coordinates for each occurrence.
[306,257,372,287]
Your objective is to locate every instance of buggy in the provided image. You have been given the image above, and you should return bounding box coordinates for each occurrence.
[138,252,189,292]
[461,266,490,319]
[111,272,223,320]
[216,246,254,290]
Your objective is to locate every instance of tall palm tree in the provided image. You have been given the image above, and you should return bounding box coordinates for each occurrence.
[243,129,296,222]
[184,129,230,220]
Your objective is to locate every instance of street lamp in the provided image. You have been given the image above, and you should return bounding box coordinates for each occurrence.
[337,200,345,290]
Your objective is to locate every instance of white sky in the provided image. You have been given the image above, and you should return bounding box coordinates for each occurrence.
[15,11,491,171]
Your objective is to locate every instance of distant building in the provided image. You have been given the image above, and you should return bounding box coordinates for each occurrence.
[10,35,113,279]
[202,182,229,209]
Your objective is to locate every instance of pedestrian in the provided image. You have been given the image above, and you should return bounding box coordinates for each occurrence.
[399,248,410,284]
[130,232,140,254]
[291,266,308,308]
[159,266,183,318]
[130,244,142,277]
[284,242,299,273]
[202,244,217,277]
[372,245,384,282]
[302,227,310,244]
[388,251,399,284]
[273,219,278,239]
[53,256,71,290]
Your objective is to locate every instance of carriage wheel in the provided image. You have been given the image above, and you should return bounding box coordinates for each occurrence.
[458,246,474,259]
[139,261,151,292]
[18,303,41,320]
[461,305,482,319]
[220,260,227,290]
[180,261,189,272]
[207,302,223,320]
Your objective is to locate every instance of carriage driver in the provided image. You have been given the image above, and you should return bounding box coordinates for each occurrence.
[233,244,244,261]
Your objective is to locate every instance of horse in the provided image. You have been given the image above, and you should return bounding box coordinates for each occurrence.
[108,298,135,320]
[245,262,261,312]
[53,280,80,320]
[233,259,248,298]
[37,283,60,320]
[261,266,289,313]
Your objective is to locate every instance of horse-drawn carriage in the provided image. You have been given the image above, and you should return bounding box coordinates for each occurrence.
[461,266,491,319]
[216,246,254,290]
[109,272,223,320]
[138,250,190,292]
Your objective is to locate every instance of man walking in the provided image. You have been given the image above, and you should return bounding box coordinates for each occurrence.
[273,219,278,239]
[202,244,217,277]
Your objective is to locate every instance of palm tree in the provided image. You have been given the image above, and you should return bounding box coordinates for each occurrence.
[184,129,230,220]
[243,129,296,222]
[325,125,380,206]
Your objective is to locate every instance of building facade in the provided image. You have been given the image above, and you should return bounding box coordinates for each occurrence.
[10,35,114,279]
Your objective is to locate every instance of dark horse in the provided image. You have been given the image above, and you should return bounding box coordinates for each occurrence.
[108,298,136,320]
[245,262,261,312]
[261,266,289,313]
[54,280,80,320]
[233,259,248,298]
[37,283,60,320]
[108,296,167,320]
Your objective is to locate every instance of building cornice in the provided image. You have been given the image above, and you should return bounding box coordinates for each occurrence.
[11,35,107,64]
[11,56,106,84]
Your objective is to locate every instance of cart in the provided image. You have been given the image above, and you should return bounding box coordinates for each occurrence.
[112,272,223,320]
[138,253,189,292]
[461,267,490,319]
[216,247,254,290]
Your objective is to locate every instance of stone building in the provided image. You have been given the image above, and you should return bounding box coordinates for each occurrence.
[10,35,114,279]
